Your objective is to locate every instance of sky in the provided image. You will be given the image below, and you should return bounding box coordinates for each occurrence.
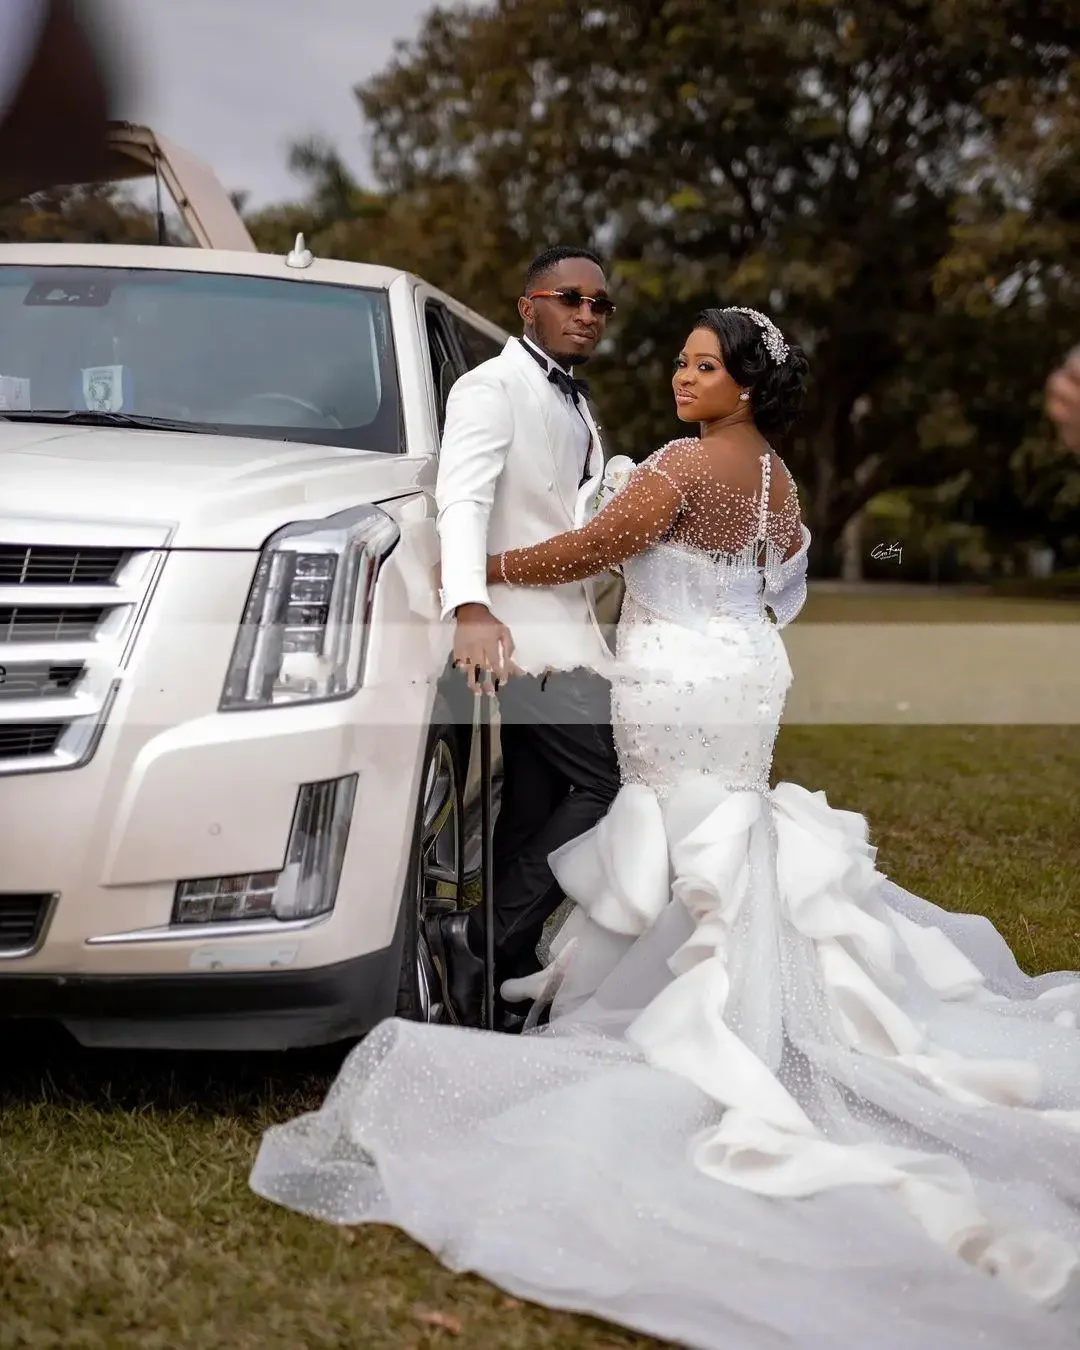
[91,0,473,206]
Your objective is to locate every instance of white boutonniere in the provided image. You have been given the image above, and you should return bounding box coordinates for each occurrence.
[592,454,637,513]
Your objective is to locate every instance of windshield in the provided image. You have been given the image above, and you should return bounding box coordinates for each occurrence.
[0,266,402,452]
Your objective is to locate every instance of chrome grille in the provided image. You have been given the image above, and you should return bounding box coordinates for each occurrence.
[0,662,83,700]
[0,527,166,775]
[0,605,107,642]
[0,544,127,586]
[0,722,66,757]
[0,892,52,955]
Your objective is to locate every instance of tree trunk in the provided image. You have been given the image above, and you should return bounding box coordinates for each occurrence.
[803,426,840,578]
[840,510,864,582]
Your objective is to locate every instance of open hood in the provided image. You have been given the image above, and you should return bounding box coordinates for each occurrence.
[49,122,257,253]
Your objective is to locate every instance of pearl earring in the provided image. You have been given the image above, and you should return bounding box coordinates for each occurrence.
[739,392,750,401]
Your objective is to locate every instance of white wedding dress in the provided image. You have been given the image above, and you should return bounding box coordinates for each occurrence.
[251,441,1080,1350]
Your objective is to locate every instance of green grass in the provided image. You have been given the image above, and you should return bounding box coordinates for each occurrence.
[800,588,1080,624]
[0,1042,653,1350]
[3,590,1078,1348]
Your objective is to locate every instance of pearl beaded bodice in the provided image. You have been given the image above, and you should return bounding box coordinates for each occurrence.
[499,435,810,631]
[620,443,808,629]
[497,435,812,797]
[633,438,799,565]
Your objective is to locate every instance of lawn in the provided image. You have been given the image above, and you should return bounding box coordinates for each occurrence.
[801,588,1080,624]
[787,588,1080,724]
[2,594,1078,1350]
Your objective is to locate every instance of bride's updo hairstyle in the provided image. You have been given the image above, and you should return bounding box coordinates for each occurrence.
[695,306,809,439]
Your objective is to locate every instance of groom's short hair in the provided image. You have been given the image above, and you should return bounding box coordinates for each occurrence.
[525,246,605,293]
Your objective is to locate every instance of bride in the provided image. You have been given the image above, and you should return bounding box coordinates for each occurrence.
[251,307,1080,1350]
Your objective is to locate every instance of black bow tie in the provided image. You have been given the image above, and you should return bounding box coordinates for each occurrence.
[520,338,590,405]
[548,365,591,406]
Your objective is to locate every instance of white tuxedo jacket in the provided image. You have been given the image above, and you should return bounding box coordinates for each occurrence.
[436,337,612,676]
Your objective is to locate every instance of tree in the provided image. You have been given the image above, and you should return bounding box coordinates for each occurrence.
[931,47,1080,565]
[247,137,385,254]
[345,0,1078,572]
[247,131,530,305]
[0,183,156,244]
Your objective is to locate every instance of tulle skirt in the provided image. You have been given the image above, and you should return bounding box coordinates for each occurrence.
[251,775,1080,1350]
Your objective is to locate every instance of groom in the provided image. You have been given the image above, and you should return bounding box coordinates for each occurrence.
[434,245,621,1030]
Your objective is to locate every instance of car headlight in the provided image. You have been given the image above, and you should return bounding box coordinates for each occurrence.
[221,504,399,710]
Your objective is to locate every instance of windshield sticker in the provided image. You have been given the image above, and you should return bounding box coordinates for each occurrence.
[24,278,113,307]
[81,365,126,413]
[0,375,31,411]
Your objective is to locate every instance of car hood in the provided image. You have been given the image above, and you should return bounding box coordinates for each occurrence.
[0,423,430,548]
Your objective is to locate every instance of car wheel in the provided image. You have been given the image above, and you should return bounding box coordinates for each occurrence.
[395,711,465,1023]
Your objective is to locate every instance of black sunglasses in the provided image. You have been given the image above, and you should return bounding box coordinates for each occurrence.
[527,288,617,317]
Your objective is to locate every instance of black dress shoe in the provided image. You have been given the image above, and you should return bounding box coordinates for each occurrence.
[495,1007,529,1035]
[495,996,552,1035]
[427,911,485,1026]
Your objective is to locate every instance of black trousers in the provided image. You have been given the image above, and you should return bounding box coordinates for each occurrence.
[467,669,620,993]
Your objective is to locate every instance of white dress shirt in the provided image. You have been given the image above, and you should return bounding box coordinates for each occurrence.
[520,335,593,481]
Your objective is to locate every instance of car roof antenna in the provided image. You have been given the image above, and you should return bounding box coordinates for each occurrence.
[285,233,314,269]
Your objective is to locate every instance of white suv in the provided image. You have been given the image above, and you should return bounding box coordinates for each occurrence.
[0,238,511,1049]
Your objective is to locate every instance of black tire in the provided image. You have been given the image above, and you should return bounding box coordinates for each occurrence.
[394,703,466,1022]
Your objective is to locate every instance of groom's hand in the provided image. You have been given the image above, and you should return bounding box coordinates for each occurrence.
[453,603,517,692]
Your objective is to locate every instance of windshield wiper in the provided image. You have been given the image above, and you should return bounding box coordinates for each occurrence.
[0,409,205,433]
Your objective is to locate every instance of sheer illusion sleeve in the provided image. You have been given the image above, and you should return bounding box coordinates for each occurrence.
[495,442,696,587]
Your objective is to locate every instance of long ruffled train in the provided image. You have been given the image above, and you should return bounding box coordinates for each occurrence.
[251,776,1080,1350]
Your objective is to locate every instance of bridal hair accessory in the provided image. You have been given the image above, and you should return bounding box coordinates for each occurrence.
[723,308,790,364]
[739,392,750,401]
